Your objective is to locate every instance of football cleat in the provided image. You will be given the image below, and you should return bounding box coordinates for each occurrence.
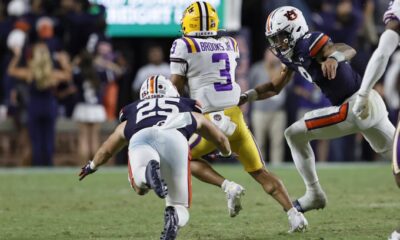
[287,207,308,233]
[293,190,327,213]
[160,206,179,240]
[224,181,245,217]
[145,160,168,199]
[389,230,400,240]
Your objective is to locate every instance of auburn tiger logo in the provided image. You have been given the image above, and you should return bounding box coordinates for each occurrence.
[284,10,298,21]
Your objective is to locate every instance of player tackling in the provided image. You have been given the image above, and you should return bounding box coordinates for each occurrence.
[240,6,396,213]
[78,75,232,240]
[169,1,308,233]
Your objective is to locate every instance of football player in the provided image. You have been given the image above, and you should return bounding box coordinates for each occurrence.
[350,1,400,239]
[170,1,308,232]
[78,75,233,240]
[240,6,396,213]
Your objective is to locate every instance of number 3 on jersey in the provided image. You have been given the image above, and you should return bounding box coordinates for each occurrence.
[212,53,233,91]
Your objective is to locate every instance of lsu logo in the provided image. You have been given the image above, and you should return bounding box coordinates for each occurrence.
[284,10,298,21]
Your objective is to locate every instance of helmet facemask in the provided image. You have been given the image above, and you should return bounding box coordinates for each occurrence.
[266,28,294,57]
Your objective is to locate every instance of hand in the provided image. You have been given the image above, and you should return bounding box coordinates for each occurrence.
[352,94,369,120]
[321,58,338,80]
[79,161,97,181]
[238,93,248,106]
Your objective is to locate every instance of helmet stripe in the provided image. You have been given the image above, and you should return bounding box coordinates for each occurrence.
[267,14,271,32]
[196,2,204,31]
[149,76,155,94]
[155,75,159,94]
[203,2,209,31]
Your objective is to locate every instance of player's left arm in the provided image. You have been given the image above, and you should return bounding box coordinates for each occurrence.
[79,122,128,181]
[317,41,357,80]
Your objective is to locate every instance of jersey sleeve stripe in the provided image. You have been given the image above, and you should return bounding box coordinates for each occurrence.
[229,37,238,52]
[181,37,193,53]
[305,103,349,130]
[170,57,188,63]
[309,35,329,57]
[183,37,199,53]
[186,37,201,52]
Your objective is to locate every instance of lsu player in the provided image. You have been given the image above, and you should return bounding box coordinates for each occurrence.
[350,1,400,239]
[240,6,396,213]
[170,1,308,232]
[78,75,233,240]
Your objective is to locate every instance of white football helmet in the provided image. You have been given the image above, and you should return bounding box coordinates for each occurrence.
[265,6,309,57]
[140,75,179,100]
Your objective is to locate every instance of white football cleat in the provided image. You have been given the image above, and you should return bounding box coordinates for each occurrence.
[287,207,308,233]
[224,181,245,217]
[389,230,400,240]
[293,189,327,213]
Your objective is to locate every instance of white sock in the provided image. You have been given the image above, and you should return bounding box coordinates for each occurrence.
[174,205,189,227]
[221,179,230,191]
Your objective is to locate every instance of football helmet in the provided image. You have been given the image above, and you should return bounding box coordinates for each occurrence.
[265,6,309,57]
[140,75,179,100]
[181,1,219,37]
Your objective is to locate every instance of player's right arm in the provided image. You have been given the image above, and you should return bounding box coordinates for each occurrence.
[79,122,128,181]
[170,38,189,94]
[239,63,294,105]
[191,112,231,157]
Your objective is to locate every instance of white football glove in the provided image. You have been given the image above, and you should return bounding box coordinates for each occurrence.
[352,93,369,120]
[287,207,308,233]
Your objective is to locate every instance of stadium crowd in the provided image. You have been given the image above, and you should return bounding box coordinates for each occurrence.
[0,0,398,166]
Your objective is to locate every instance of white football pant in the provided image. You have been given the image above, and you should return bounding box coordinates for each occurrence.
[127,127,191,209]
[285,90,395,187]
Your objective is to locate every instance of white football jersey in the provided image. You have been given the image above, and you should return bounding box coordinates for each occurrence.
[170,36,241,113]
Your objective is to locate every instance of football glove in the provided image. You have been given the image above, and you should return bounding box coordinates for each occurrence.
[352,93,369,120]
[79,161,97,181]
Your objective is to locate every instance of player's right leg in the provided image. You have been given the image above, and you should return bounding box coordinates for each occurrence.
[286,103,360,212]
[189,134,245,217]
[155,129,191,240]
[127,129,167,198]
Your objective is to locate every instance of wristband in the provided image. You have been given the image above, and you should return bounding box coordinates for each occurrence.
[244,89,258,102]
[328,51,345,62]
[220,150,232,157]
[89,160,97,170]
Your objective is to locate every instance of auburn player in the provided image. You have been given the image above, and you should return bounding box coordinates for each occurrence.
[350,1,400,239]
[240,6,395,213]
[170,1,308,232]
[78,75,233,240]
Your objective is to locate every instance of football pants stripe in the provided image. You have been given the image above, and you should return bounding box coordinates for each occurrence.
[127,157,137,189]
[393,122,400,174]
[309,34,329,57]
[305,103,349,130]
[187,147,192,207]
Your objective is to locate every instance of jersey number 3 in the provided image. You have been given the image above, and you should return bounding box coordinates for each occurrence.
[136,98,179,123]
[212,53,233,92]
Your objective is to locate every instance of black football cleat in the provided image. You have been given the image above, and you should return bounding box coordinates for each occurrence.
[160,206,179,240]
[292,199,305,213]
[145,160,168,199]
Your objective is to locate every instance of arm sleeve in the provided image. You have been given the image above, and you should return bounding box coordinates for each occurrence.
[170,39,189,76]
[384,51,400,109]
[359,29,400,95]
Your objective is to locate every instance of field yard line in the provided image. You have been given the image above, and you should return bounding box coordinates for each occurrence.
[0,161,392,174]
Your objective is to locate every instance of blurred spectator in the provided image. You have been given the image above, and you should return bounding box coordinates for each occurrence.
[132,45,170,97]
[94,41,124,120]
[7,43,72,166]
[292,75,331,162]
[312,0,363,46]
[248,50,287,164]
[72,50,106,163]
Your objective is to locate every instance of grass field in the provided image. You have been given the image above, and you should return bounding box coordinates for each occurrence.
[0,163,399,240]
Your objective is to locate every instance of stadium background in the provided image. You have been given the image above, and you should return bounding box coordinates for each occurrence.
[0,0,398,167]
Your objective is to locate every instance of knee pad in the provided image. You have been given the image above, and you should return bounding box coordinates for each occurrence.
[173,205,189,227]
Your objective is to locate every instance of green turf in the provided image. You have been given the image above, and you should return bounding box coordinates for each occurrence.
[0,164,398,240]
